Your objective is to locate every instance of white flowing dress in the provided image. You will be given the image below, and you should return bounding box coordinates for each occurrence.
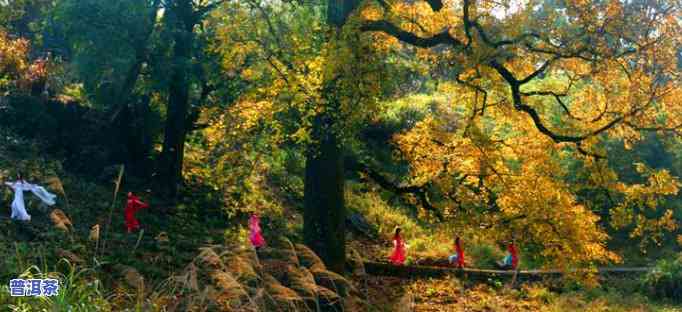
[5,181,57,221]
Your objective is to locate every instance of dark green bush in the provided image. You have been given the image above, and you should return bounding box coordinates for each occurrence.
[641,253,682,302]
[468,244,505,269]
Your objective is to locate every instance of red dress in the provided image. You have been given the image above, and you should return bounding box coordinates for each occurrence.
[249,214,266,248]
[509,243,519,269]
[454,242,465,268]
[124,193,149,233]
[389,234,406,265]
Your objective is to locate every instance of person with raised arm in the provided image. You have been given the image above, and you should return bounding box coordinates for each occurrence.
[4,173,57,221]
[124,192,149,233]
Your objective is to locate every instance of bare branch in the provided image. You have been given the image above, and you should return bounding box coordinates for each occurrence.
[489,60,635,143]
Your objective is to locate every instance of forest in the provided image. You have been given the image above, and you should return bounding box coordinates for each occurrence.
[1,0,682,311]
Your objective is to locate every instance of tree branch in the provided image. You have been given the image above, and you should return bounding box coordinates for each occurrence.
[462,0,539,49]
[424,0,443,12]
[575,142,606,159]
[519,57,557,84]
[521,90,585,121]
[361,20,463,49]
[346,158,444,221]
[490,60,628,143]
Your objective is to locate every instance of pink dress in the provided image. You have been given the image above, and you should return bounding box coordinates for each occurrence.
[249,215,266,248]
[389,235,406,265]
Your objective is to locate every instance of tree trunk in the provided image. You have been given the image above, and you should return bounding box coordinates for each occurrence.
[108,0,160,178]
[159,0,194,198]
[302,0,361,274]
[109,0,160,124]
[304,113,346,273]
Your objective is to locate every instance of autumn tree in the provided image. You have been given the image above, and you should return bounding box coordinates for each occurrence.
[0,29,30,92]
[353,0,682,267]
[210,0,394,272]
[157,0,229,198]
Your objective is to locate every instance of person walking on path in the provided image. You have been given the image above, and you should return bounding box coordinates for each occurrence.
[389,227,406,265]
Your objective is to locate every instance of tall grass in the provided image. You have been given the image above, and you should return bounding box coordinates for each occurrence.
[102,164,125,255]
[0,259,111,311]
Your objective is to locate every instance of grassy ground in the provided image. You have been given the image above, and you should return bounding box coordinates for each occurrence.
[0,128,239,310]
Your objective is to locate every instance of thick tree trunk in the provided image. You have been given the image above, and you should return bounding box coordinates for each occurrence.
[159,0,194,198]
[304,113,346,273]
[109,0,160,123]
[128,96,153,177]
[302,0,361,274]
[108,0,160,178]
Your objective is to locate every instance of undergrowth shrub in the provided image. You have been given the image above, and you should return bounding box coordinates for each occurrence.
[468,243,505,269]
[641,253,682,302]
[346,184,423,239]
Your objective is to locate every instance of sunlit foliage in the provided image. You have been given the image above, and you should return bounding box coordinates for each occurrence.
[355,0,682,269]
[0,29,29,92]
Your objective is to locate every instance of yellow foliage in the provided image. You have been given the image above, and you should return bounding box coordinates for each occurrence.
[201,0,682,273]
[0,28,30,90]
[392,96,625,268]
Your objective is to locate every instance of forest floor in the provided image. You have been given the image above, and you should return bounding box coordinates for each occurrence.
[362,274,682,312]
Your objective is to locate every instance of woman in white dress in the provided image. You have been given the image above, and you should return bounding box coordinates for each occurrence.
[4,174,57,221]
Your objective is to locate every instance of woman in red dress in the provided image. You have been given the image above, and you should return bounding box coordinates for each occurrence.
[124,192,149,233]
[389,227,406,265]
[509,241,519,269]
[448,236,465,268]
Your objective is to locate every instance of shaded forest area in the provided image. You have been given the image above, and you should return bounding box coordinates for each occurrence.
[1,0,682,311]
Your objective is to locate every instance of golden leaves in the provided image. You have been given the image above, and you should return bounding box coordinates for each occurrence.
[616,164,680,215]
[0,29,31,90]
[494,168,620,267]
[631,210,678,248]
[389,91,626,268]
